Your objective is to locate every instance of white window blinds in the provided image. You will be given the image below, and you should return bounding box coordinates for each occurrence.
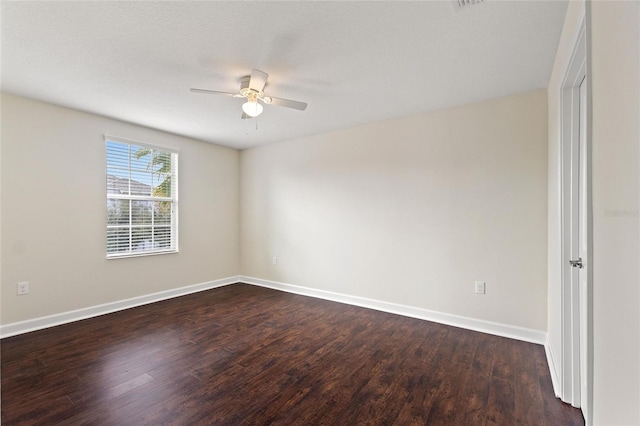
[106,137,178,258]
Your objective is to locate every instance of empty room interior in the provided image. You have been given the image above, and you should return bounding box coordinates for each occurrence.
[1,1,639,425]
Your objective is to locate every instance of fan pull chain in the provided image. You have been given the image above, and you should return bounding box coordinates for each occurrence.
[244,116,258,134]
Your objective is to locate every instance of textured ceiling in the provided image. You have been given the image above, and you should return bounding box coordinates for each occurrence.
[1,1,568,149]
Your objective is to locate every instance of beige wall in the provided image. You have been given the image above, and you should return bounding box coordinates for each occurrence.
[241,90,548,331]
[1,93,240,324]
[590,1,640,424]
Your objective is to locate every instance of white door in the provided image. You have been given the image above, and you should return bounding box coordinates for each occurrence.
[577,76,589,417]
[567,74,590,421]
[556,8,591,424]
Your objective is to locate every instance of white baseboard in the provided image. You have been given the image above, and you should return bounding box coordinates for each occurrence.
[2,275,547,346]
[0,276,240,339]
[240,276,547,345]
[545,339,562,398]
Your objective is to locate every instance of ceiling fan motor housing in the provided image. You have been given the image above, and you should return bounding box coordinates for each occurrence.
[239,76,263,99]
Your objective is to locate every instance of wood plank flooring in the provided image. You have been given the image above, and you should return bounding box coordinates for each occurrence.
[1,283,584,425]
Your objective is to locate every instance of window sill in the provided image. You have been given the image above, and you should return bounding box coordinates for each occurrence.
[107,249,179,260]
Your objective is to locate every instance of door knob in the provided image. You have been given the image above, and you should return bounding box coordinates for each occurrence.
[569,258,583,268]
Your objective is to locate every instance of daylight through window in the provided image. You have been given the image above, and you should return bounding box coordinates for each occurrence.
[106,137,178,258]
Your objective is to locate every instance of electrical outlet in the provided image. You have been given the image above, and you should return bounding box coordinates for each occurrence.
[272,256,277,265]
[17,282,29,295]
[474,281,485,295]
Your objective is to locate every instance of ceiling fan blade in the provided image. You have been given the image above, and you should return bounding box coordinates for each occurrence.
[249,69,268,92]
[190,88,241,97]
[263,96,307,111]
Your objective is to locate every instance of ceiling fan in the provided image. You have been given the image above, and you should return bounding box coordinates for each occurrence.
[190,69,307,119]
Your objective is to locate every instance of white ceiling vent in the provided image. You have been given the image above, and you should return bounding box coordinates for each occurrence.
[453,0,484,11]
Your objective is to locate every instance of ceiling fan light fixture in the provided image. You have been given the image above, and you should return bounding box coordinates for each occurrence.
[242,92,263,117]
[242,100,263,117]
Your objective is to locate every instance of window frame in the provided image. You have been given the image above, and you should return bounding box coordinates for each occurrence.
[105,135,179,259]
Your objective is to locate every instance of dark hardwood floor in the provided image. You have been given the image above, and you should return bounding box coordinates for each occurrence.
[1,283,584,425]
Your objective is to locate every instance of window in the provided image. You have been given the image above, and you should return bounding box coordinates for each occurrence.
[106,137,178,258]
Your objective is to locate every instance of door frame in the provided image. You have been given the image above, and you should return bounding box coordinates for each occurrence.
[559,5,593,424]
